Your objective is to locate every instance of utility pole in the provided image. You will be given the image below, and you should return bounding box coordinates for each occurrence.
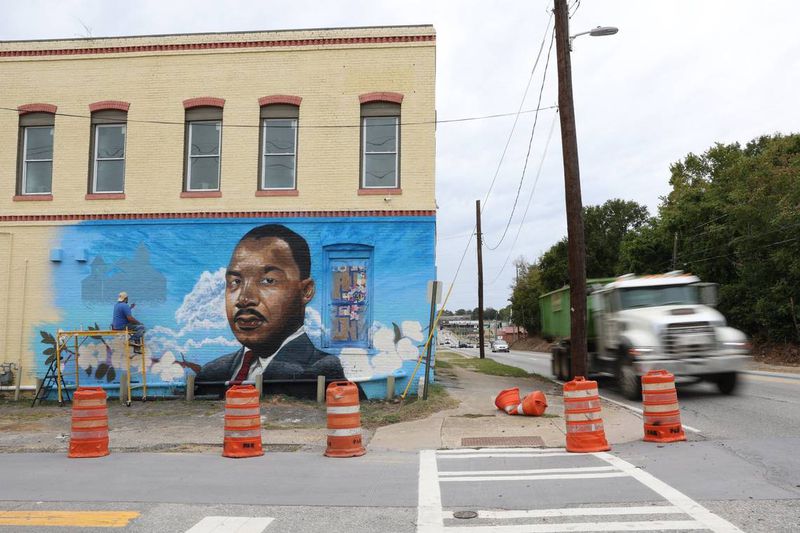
[476,200,486,359]
[554,0,587,378]
[672,232,678,271]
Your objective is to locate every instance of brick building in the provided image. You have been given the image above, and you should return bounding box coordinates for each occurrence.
[0,26,436,398]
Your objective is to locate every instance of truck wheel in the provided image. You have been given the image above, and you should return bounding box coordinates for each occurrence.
[715,372,738,395]
[617,356,642,401]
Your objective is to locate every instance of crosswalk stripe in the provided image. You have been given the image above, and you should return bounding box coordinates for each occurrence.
[595,452,744,533]
[440,472,629,482]
[439,466,617,477]
[437,447,566,454]
[470,506,684,519]
[0,511,139,528]
[185,516,274,533]
[444,520,705,532]
[438,452,576,459]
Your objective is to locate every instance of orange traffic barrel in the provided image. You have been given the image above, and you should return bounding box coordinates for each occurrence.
[563,376,610,453]
[642,370,686,443]
[223,385,264,458]
[494,387,521,415]
[324,381,366,458]
[517,391,548,416]
[68,387,110,458]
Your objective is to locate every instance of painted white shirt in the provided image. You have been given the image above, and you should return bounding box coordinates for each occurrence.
[229,326,307,382]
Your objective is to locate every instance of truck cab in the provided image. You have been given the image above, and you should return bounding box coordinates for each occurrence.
[542,273,751,399]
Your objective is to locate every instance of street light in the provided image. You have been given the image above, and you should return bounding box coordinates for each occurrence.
[553,0,618,379]
[569,26,619,50]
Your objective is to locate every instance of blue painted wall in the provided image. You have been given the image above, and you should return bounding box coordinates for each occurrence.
[34,216,436,399]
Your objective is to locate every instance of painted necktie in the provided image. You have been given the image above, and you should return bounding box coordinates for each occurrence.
[233,350,255,383]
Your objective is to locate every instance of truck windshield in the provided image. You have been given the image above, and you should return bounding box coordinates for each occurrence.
[619,285,700,309]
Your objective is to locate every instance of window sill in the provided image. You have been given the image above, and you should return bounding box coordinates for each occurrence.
[86,193,126,200]
[181,191,222,198]
[13,194,53,201]
[358,188,402,196]
[256,189,299,197]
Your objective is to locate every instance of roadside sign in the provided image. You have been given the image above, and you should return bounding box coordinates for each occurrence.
[427,280,442,304]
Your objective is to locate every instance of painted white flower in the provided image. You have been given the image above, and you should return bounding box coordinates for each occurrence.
[370,353,403,375]
[401,321,424,343]
[149,351,185,382]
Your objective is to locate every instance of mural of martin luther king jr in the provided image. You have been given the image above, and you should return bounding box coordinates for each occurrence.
[196,224,346,396]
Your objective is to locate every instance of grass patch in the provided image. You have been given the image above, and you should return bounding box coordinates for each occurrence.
[360,383,459,428]
[436,351,532,378]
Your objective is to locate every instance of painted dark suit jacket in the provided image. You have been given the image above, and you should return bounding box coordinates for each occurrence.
[195,333,346,397]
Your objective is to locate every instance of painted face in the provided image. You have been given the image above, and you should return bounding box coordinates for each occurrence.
[225,237,314,353]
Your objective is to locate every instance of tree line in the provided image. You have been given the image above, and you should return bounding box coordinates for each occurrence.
[508,133,800,344]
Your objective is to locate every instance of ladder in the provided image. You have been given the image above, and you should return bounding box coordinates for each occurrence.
[31,355,72,407]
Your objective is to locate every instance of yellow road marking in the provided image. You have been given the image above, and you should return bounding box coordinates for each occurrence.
[0,511,139,527]
[743,373,800,386]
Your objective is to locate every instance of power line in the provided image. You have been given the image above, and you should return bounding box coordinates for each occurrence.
[480,11,554,214]
[484,28,556,251]
[489,110,558,285]
[0,104,559,129]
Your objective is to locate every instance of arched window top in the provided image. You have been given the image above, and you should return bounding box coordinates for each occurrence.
[358,92,404,105]
[258,95,302,107]
[183,97,225,109]
[89,100,130,113]
[17,103,57,115]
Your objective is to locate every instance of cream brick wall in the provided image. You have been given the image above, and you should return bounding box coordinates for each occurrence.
[0,26,436,215]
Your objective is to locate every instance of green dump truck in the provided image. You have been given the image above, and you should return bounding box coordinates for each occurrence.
[539,273,751,399]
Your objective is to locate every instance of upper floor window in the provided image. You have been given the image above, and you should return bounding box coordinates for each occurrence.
[18,111,55,195]
[90,109,127,193]
[360,99,401,189]
[260,103,298,190]
[184,103,223,191]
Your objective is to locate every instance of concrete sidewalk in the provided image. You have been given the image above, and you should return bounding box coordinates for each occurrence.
[368,365,643,451]
[0,361,645,454]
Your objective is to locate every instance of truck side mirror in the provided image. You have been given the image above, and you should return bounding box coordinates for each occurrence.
[697,283,718,307]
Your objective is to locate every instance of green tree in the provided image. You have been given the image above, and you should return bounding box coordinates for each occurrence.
[510,260,545,334]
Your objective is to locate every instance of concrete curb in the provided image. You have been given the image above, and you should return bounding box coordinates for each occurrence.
[740,370,800,380]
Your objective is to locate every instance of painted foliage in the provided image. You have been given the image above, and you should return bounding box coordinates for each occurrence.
[35,216,436,398]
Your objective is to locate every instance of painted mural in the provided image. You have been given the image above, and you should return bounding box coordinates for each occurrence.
[36,216,436,399]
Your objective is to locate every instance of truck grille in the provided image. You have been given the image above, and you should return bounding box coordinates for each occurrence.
[662,322,715,357]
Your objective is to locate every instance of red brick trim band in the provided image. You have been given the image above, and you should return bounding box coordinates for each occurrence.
[258,95,302,107]
[256,189,299,197]
[0,35,436,58]
[358,188,402,195]
[183,97,225,109]
[12,194,53,201]
[85,193,126,200]
[180,190,223,198]
[89,100,131,113]
[17,103,57,115]
[359,92,404,104]
[0,209,435,222]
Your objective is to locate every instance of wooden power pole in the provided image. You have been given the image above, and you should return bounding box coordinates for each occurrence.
[554,0,587,378]
[476,200,486,359]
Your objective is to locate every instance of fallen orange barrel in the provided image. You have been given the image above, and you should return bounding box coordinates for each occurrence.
[563,376,610,453]
[325,381,366,458]
[516,391,548,416]
[642,369,686,443]
[223,385,264,458]
[494,387,522,415]
[68,387,110,458]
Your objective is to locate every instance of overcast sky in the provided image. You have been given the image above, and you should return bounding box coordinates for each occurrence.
[2,0,799,311]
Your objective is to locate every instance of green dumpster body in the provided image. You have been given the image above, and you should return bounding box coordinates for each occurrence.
[538,278,615,342]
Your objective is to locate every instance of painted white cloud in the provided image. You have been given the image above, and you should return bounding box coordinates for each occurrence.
[174,267,228,334]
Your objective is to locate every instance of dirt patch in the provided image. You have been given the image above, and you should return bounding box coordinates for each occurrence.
[752,341,800,367]
[510,336,552,352]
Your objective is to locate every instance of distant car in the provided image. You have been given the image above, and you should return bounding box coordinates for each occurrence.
[458,342,468,348]
[491,340,509,352]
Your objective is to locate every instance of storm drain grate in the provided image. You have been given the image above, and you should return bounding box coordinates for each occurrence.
[461,436,544,447]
